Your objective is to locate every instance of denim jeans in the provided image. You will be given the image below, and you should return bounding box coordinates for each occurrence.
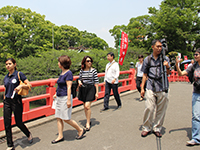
[192,93,200,143]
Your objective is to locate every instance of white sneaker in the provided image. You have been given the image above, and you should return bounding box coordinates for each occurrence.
[186,139,199,146]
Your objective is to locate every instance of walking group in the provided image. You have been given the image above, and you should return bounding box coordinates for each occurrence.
[2,39,200,150]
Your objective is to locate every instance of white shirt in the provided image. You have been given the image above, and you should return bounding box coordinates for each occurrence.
[135,62,143,77]
[104,60,119,84]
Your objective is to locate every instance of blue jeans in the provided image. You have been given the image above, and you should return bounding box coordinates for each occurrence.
[192,93,200,143]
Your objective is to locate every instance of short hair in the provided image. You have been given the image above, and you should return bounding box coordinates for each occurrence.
[58,55,71,69]
[81,56,93,70]
[107,52,115,58]
[138,55,143,59]
[196,48,200,53]
[152,39,161,46]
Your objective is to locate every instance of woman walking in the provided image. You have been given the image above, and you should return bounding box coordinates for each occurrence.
[3,58,32,150]
[134,55,145,100]
[51,55,85,144]
[78,56,99,131]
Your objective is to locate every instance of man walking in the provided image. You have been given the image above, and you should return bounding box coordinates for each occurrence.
[140,39,171,138]
[101,52,122,111]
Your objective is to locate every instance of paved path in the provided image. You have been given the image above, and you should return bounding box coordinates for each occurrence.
[0,82,199,150]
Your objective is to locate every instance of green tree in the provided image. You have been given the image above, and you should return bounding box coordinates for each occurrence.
[0,6,53,59]
[148,0,200,56]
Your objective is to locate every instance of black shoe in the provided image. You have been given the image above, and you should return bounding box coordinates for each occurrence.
[28,133,33,144]
[76,128,86,140]
[51,137,64,144]
[100,108,109,112]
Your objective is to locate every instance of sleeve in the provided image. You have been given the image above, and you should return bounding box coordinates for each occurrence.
[166,56,171,68]
[93,69,99,84]
[20,72,27,82]
[185,64,193,74]
[141,57,148,74]
[78,70,83,81]
[114,63,120,79]
[135,62,138,68]
[66,71,73,81]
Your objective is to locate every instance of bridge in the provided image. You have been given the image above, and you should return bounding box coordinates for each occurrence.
[0,69,199,149]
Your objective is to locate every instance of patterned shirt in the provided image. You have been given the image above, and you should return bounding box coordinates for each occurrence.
[79,68,99,85]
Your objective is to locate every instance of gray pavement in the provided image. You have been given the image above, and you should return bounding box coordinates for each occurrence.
[0,82,199,150]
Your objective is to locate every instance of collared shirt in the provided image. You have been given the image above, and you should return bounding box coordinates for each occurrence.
[136,62,144,77]
[104,60,119,84]
[141,54,171,92]
[4,70,27,98]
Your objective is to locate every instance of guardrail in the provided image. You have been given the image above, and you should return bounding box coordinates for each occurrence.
[0,69,136,131]
[0,68,190,132]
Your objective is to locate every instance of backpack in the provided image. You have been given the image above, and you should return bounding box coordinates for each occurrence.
[187,62,198,84]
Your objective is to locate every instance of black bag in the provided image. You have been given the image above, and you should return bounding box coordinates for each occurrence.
[71,82,78,98]
[187,62,198,84]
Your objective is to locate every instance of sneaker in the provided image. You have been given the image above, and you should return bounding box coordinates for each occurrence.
[186,139,199,146]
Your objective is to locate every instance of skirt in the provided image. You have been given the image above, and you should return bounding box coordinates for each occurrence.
[78,84,96,102]
[55,95,73,120]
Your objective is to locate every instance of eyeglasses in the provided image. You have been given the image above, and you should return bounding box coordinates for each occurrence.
[138,57,143,59]
[86,60,92,63]
[194,53,199,57]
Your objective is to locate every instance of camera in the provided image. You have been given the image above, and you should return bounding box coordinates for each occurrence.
[160,39,168,52]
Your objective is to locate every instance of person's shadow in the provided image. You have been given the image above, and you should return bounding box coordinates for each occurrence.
[14,136,40,149]
[169,127,192,139]
[79,118,100,129]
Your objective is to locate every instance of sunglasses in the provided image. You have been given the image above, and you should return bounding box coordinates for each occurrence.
[194,53,199,57]
[86,60,92,63]
[138,57,143,59]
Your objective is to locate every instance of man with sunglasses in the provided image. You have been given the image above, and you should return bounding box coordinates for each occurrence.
[100,52,122,112]
[176,48,200,146]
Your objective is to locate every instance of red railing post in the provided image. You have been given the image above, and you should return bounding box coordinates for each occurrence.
[129,68,136,90]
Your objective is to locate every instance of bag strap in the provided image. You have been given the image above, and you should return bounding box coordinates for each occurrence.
[17,72,21,82]
[106,61,116,72]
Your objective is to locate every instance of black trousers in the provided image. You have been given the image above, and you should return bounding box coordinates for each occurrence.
[136,77,146,93]
[103,81,122,109]
[3,96,30,147]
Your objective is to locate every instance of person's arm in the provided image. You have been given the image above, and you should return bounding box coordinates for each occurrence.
[175,56,188,76]
[66,80,72,108]
[112,63,119,84]
[141,73,148,98]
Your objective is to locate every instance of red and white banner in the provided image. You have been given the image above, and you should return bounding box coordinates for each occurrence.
[118,31,128,66]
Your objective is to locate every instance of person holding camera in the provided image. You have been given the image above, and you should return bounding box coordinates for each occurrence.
[140,39,171,138]
[175,48,200,146]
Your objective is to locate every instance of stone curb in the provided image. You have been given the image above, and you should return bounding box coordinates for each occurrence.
[0,90,137,138]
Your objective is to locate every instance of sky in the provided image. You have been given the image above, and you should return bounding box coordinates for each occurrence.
[0,0,163,48]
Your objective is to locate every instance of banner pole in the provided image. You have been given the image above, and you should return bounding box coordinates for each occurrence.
[118,31,122,62]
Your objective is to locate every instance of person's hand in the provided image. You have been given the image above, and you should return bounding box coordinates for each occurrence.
[111,79,116,84]
[95,93,98,100]
[53,94,56,100]
[163,60,170,69]
[67,100,71,108]
[103,82,106,85]
[134,76,136,80]
[175,56,182,65]
[14,85,22,93]
[141,88,145,98]
[78,81,83,87]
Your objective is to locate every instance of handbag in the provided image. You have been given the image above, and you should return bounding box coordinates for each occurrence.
[17,72,31,96]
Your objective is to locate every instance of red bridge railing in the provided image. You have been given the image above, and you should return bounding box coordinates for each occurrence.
[0,68,189,131]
